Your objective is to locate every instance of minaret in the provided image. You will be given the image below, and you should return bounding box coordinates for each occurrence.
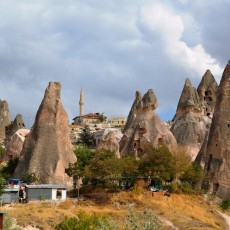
[79,87,84,116]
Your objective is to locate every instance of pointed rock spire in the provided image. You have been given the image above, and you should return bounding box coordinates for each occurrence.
[171,75,215,160]
[0,99,11,143]
[185,78,192,87]
[120,89,177,157]
[197,69,218,116]
[14,82,76,188]
[5,114,26,139]
[204,61,230,198]
[173,78,202,120]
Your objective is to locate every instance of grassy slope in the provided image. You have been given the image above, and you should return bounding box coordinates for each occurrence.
[0,190,228,229]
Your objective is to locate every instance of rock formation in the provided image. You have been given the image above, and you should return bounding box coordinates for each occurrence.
[203,61,230,199]
[197,70,218,116]
[119,89,177,157]
[4,128,30,161]
[0,99,11,143]
[172,78,202,121]
[97,128,123,158]
[14,82,77,188]
[5,114,26,139]
[171,73,218,160]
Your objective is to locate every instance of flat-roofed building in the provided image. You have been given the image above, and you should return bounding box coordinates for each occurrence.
[73,113,106,126]
[108,117,126,127]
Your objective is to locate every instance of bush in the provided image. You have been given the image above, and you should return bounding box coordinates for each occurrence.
[220,199,230,211]
[125,208,161,230]
[55,211,115,230]
[170,182,194,195]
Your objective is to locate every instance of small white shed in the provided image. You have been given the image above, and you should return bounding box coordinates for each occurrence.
[25,184,67,201]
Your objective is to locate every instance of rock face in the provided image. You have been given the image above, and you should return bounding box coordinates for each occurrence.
[4,128,30,161]
[14,82,77,188]
[197,70,218,116]
[173,78,202,121]
[119,89,177,157]
[171,73,218,160]
[0,99,11,143]
[5,114,26,139]
[97,129,123,158]
[203,61,230,199]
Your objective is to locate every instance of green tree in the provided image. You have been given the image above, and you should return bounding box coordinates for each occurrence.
[74,147,94,169]
[77,125,95,148]
[1,158,19,179]
[20,173,38,184]
[139,145,176,182]
[88,150,121,183]
[121,156,139,177]
[172,146,191,179]
[66,147,94,182]
[0,145,5,159]
[180,161,203,185]
[0,176,6,197]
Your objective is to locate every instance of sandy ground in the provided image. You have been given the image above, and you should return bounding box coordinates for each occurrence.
[216,210,230,230]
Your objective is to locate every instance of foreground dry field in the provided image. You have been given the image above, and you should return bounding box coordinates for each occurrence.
[0,190,229,229]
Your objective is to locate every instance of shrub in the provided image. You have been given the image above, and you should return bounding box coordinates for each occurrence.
[220,199,230,211]
[170,182,195,195]
[55,211,115,230]
[3,214,22,230]
[125,208,161,230]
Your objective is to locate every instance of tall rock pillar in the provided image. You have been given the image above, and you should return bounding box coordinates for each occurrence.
[14,82,77,188]
[0,99,11,143]
[204,60,230,198]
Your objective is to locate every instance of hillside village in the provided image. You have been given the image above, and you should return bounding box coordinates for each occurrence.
[0,61,230,228]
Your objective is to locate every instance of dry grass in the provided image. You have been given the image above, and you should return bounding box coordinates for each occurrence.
[0,190,228,230]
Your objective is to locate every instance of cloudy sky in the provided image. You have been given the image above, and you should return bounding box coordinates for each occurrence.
[0,0,228,128]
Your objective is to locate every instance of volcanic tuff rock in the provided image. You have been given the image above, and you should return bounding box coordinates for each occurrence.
[171,73,217,160]
[97,129,123,158]
[119,89,177,157]
[14,82,76,188]
[204,61,230,199]
[4,128,30,161]
[197,70,218,116]
[172,78,202,121]
[5,114,26,139]
[0,99,11,143]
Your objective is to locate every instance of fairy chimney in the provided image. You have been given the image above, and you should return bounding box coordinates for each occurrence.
[171,77,213,160]
[14,82,76,188]
[204,60,230,199]
[120,89,177,158]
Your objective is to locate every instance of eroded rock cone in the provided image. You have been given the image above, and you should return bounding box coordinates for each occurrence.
[171,77,214,160]
[4,128,30,161]
[97,129,123,158]
[5,114,26,139]
[119,89,177,157]
[14,82,76,188]
[0,99,11,143]
[204,61,230,199]
[197,70,218,116]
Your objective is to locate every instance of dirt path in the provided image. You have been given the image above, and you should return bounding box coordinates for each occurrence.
[216,210,230,229]
[159,216,179,230]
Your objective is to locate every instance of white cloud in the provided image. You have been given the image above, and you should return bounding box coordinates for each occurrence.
[139,2,223,80]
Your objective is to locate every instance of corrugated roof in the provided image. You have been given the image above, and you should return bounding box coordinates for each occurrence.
[4,188,19,192]
[25,184,66,189]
